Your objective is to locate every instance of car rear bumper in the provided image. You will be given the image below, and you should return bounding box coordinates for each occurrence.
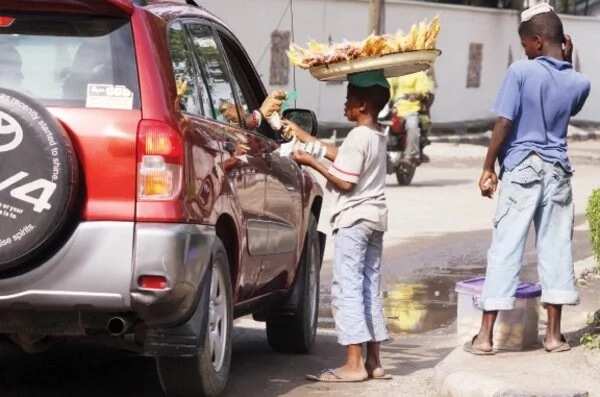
[0,222,215,327]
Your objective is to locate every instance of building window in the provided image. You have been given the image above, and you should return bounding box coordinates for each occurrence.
[466,43,483,89]
[270,30,290,86]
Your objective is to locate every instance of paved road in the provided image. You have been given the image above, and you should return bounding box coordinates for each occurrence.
[3,141,599,397]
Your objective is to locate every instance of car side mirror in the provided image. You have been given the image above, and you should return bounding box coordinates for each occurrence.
[282,108,319,137]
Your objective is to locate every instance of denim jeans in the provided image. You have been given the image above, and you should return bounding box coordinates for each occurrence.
[332,222,389,345]
[480,154,579,311]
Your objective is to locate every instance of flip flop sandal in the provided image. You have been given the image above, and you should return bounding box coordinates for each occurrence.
[543,335,571,353]
[306,369,368,383]
[368,367,393,380]
[463,335,495,356]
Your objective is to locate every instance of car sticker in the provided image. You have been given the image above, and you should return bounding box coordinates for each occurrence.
[86,84,134,110]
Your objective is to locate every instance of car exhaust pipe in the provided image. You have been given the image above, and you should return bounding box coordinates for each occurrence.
[106,316,131,337]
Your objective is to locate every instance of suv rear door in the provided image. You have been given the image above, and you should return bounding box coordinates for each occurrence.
[216,29,303,294]
[185,21,273,300]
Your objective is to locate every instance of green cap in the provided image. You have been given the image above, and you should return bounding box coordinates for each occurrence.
[348,70,390,89]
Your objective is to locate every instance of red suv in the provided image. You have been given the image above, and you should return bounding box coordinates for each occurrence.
[0,1,324,396]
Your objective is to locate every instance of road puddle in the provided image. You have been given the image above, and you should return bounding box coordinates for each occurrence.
[384,268,484,333]
[319,267,485,334]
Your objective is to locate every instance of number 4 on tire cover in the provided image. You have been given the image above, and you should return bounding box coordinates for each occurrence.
[0,171,57,213]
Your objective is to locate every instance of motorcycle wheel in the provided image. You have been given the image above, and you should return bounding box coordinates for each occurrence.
[395,162,416,186]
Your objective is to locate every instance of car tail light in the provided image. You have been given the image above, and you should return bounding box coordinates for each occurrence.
[0,17,15,28]
[138,275,168,290]
[137,120,183,201]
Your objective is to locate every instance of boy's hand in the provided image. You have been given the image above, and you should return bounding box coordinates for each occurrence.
[282,119,313,143]
[479,169,498,198]
[292,149,316,167]
[563,34,573,64]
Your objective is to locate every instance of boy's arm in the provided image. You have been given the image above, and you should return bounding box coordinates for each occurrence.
[293,151,354,192]
[479,117,512,198]
[282,120,338,161]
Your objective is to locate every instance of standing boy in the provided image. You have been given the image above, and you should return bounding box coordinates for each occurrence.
[466,4,591,355]
[283,70,391,382]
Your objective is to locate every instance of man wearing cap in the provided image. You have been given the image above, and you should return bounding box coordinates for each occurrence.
[465,3,591,355]
[284,70,392,382]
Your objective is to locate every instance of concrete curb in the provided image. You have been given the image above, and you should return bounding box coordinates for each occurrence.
[430,126,600,146]
[433,350,590,397]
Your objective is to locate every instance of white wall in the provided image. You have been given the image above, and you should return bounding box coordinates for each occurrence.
[200,0,600,123]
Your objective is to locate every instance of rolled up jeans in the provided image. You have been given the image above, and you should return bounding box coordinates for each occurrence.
[404,112,420,159]
[480,154,579,311]
[332,221,389,346]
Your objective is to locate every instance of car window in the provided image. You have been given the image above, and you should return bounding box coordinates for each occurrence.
[0,14,140,109]
[217,34,258,113]
[218,31,277,139]
[167,21,209,116]
[186,23,241,126]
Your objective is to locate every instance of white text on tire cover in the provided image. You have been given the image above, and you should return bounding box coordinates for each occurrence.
[0,113,57,213]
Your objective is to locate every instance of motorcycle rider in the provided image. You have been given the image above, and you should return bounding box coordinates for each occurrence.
[388,71,435,164]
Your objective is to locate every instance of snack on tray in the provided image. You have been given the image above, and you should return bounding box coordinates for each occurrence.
[288,17,441,70]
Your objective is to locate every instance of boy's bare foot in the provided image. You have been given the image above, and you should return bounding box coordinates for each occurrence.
[473,335,493,351]
[335,364,368,380]
[464,335,495,355]
[365,363,392,380]
[543,334,571,353]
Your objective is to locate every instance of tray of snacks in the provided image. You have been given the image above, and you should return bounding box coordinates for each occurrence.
[288,17,441,81]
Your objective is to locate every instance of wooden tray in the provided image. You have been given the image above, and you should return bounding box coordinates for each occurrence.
[309,50,441,82]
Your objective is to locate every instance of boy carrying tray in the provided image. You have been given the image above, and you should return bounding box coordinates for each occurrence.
[283,70,392,382]
[465,4,591,355]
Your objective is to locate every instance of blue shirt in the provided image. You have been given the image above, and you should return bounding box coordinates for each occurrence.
[493,56,591,172]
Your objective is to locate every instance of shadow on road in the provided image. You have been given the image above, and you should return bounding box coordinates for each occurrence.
[224,326,453,396]
[0,324,454,397]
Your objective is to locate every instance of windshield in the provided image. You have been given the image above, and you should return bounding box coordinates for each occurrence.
[0,14,140,109]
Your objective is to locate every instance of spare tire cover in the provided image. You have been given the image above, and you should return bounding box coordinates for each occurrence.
[0,89,79,273]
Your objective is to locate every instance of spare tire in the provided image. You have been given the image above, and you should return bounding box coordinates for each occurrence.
[0,89,79,274]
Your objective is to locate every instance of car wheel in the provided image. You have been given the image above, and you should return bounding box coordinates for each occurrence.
[396,162,416,186]
[156,238,233,397]
[266,214,321,354]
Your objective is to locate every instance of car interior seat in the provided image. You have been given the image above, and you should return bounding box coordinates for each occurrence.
[62,41,113,101]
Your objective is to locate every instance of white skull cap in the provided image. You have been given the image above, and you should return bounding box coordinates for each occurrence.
[521,2,555,23]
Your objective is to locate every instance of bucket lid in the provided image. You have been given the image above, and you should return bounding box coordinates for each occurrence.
[455,277,541,298]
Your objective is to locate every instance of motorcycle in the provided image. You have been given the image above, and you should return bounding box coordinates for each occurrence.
[378,102,419,186]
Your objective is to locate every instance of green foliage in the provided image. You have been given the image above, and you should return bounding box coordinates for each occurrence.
[587,190,600,266]
[581,333,600,349]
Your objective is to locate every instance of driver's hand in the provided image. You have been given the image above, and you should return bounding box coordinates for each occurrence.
[282,119,312,143]
[260,90,286,118]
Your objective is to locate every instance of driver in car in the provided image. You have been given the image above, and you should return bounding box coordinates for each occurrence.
[218,90,287,132]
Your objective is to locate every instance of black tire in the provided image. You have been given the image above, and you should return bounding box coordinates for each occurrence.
[396,162,416,186]
[266,214,321,354]
[156,238,233,397]
[0,89,79,273]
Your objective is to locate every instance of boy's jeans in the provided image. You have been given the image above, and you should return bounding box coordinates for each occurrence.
[480,154,579,311]
[332,221,389,345]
